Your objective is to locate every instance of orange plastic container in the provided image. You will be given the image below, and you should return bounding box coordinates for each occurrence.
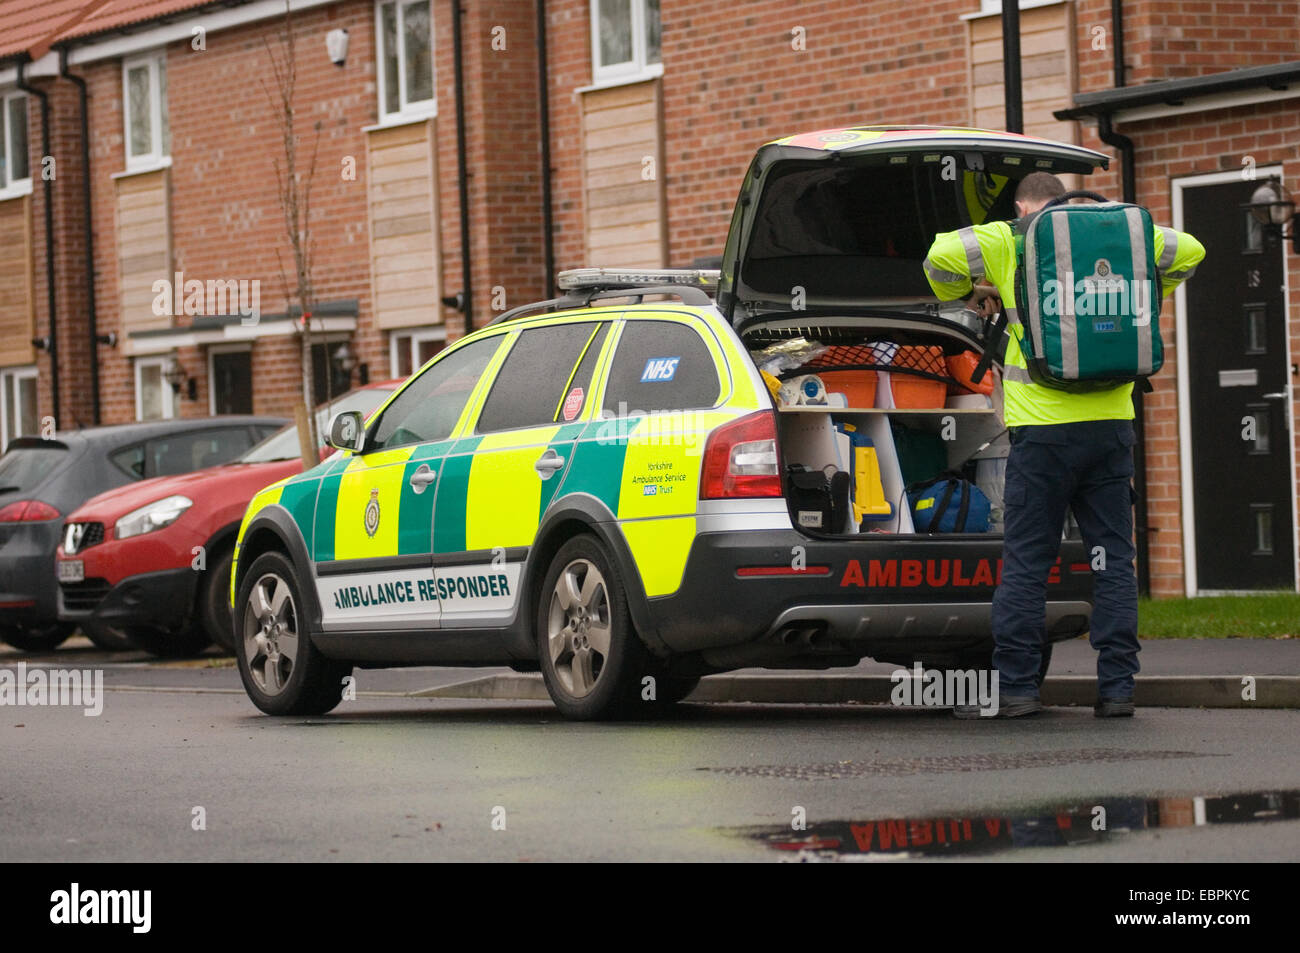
[883,372,948,408]
[818,369,877,408]
[945,351,994,396]
[883,346,949,408]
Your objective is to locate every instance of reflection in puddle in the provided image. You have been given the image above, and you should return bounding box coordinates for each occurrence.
[753,790,1300,859]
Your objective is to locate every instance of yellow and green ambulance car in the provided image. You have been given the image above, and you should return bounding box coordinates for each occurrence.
[231,127,1112,719]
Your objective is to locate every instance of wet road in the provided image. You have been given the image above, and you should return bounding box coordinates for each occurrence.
[2,646,1298,862]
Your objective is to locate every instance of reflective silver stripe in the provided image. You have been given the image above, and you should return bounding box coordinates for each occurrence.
[1002,364,1033,384]
[1052,211,1079,379]
[1157,226,1178,271]
[923,258,969,285]
[1164,265,1197,280]
[1025,219,1044,366]
[958,227,985,279]
[1130,207,1154,375]
[1004,305,1021,329]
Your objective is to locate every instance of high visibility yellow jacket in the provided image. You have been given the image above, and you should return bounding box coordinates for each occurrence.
[923,220,1205,426]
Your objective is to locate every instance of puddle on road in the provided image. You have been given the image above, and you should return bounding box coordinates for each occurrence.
[746,790,1300,859]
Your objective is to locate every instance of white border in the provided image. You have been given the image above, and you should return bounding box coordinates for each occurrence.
[0,364,37,449]
[1172,165,1298,595]
[388,325,447,378]
[0,89,32,196]
[589,0,660,85]
[206,343,253,415]
[133,354,175,421]
[122,51,168,171]
[374,0,436,125]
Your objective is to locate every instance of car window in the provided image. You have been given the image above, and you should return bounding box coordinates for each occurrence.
[601,320,721,416]
[369,336,500,451]
[143,427,258,478]
[0,446,66,494]
[241,387,394,463]
[111,444,146,479]
[477,323,602,433]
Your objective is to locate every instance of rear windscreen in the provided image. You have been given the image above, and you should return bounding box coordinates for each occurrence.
[0,446,66,495]
[743,162,1023,299]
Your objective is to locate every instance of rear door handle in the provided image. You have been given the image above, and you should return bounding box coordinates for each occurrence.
[534,449,566,480]
[409,464,437,494]
[1263,391,1288,400]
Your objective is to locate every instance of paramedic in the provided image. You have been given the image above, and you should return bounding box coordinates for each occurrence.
[922,172,1205,718]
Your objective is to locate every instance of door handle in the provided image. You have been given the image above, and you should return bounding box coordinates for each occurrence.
[534,450,566,480]
[408,464,437,494]
[1263,391,1288,400]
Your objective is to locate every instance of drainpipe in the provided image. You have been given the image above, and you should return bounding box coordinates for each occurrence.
[1001,0,1023,133]
[535,0,555,293]
[1098,2,1152,597]
[59,47,101,425]
[16,59,59,427]
[450,0,473,328]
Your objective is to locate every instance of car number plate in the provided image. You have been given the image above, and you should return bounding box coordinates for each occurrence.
[58,559,84,584]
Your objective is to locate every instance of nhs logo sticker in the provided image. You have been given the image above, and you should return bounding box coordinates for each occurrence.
[640,357,680,382]
[643,484,658,496]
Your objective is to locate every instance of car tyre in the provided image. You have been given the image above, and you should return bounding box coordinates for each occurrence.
[197,547,236,654]
[536,535,657,720]
[234,551,351,716]
[0,622,74,653]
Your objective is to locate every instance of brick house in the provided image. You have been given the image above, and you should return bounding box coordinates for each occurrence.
[0,0,1296,597]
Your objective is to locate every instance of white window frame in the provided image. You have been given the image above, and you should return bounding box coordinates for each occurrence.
[0,365,38,449]
[375,1,436,123]
[976,0,1066,14]
[389,326,447,378]
[0,90,31,197]
[590,0,662,85]
[207,344,253,416]
[122,51,169,171]
[134,356,176,421]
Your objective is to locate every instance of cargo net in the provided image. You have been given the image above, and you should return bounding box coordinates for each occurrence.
[801,343,953,384]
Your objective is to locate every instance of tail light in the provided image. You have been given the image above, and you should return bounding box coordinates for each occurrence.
[0,500,61,523]
[701,410,782,499]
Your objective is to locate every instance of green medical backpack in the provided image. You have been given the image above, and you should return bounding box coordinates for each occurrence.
[1014,190,1163,391]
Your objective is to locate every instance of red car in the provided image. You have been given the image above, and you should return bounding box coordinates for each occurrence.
[55,383,397,655]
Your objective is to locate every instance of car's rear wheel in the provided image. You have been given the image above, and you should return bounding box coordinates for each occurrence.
[124,624,211,658]
[81,620,137,652]
[234,551,351,716]
[537,536,658,720]
[0,622,74,653]
[197,547,236,654]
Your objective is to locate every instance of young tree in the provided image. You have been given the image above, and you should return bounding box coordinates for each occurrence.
[265,0,323,468]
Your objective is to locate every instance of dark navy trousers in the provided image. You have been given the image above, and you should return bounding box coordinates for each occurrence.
[992,419,1140,699]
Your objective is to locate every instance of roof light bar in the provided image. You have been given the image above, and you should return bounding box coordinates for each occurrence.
[556,268,720,294]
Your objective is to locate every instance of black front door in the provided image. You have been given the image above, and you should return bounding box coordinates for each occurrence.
[1182,178,1294,590]
[211,350,253,415]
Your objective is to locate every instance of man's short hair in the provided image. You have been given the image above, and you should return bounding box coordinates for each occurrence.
[1015,172,1066,205]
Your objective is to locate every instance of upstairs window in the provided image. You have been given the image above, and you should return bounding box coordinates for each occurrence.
[123,53,169,169]
[377,1,435,121]
[591,0,661,83]
[0,90,30,194]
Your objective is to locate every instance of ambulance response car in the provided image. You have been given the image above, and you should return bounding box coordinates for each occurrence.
[230,127,1107,719]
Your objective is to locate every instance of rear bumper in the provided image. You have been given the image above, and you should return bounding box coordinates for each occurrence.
[0,521,62,626]
[58,567,196,632]
[646,530,1093,668]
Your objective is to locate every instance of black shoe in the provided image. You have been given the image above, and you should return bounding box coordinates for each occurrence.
[953,694,1042,719]
[1094,696,1136,718]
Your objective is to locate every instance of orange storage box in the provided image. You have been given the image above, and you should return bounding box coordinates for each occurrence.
[882,345,949,408]
[817,369,877,408]
[945,350,995,396]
